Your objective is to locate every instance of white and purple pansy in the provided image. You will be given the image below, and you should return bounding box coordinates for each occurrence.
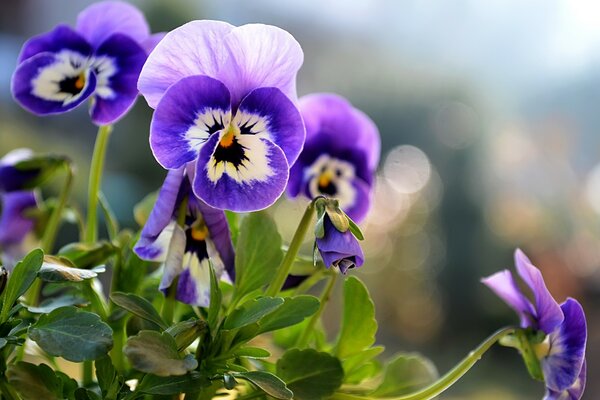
[482,249,587,400]
[11,1,163,125]
[134,168,235,307]
[138,21,305,212]
[287,93,380,223]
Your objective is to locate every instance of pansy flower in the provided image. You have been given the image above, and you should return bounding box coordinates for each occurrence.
[134,168,235,307]
[12,1,162,125]
[316,214,364,274]
[287,93,380,222]
[482,249,587,399]
[138,21,305,212]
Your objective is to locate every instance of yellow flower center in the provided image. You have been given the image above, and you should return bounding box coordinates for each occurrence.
[190,222,209,241]
[219,125,238,148]
[318,171,334,189]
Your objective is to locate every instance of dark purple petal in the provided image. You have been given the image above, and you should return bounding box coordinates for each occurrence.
[282,274,309,290]
[194,133,289,212]
[544,360,586,400]
[236,87,305,166]
[316,216,364,273]
[515,249,564,334]
[0,191,38,247]
[89,33,147,125]
[542,298,587,392]
[141,32,166,55]
[75,1,150,49]
[176,266,210,307]
[150,75,232,169]
[218,24,303,107]
[138,20,234,108]
[134,168,184,261]
[18,24,92,63]
[12,52,96,116]
[0,149,38,192]
[481,269,536,328]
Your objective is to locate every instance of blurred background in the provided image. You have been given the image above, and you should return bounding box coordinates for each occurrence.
[1,0,599,398]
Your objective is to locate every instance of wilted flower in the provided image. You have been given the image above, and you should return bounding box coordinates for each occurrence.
[134,168,234,306]
[138,21,305,212]
[287,94,380,222]
[482,249,587,400]
[11,1,162,125]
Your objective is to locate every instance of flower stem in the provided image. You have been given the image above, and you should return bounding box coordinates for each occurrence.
[265,202,316,297]
[295,273,337,348]
[85,124,112,243]
[330,327,516,400]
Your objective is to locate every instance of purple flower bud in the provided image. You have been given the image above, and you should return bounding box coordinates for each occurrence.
[316,214,364,274]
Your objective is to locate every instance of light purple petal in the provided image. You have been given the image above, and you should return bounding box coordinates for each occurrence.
[18,24,92,63]
[193,133,289,212]
[150,75,232,170]
[141,32,166,55]
[90,34,147,125]
[236,87,305,165]
[543,298,587,392]
[0,191,37,246]
[344,178,372,223]
[75,1,150,49]
[176,266,210,306]
[515,249,564,333]
[481,269,535,328]
[544,360,586,400]
[217,24,303,108]
[316,217,364,273]
[159,224,186,291]
[138,20,234,108]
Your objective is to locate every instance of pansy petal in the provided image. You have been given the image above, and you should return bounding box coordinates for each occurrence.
[543,298,587,392]
[344,178,372,223]
[236,87,305,165]
[0,149,37,193]
[18,24,92,63]
[89,33,147,125]
[159,224,186,292]
[515,249,564,333]
[176,256,211,307]
[134,169,184,261]
[544,360,586,400]
[75,1,150,49]
[138,20,234,108]
[194,133,289,212]
[218,24,303,107]
[0,191,37,246]
[316,217,364,272]
[141,32,166,55]
[481,269,535,328]
[12,52,96,116]
[150,75,232,170]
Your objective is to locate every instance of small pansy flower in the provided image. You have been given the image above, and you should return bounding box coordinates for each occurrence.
[316,214,364,274]
[482,249,587,400]
[11,1,162,125]
[137,21,305,212]
[287,93,380,223]
[134,168,235,307]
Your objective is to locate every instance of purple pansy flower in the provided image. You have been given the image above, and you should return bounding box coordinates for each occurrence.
[287,94,380,223]
[137,21,305,212]
[0,191,39,267]
[134,168,235,307]
[316,214,364,274]
[0,148,39,192]
[11,1,162,125]
[482,249,587,399]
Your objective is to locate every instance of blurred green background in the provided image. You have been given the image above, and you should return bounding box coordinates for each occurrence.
[1,1,599,398]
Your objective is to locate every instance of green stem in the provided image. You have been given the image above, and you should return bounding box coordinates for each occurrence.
[265,202,316,297]
[296,273,337,348]
[85,124,112,243]
[82,361,93,388]
[294,268,327,295]
[330,327,516,400]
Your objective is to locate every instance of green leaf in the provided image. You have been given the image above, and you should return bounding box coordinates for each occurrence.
[0,248,43,320]
[58,241,116,268]
[257,295,320,334]
[233,347,271,359]
[98,192,119,240]
[347,216,365,241]
[136,372,203,395]
[277,349,344,400]
[13,154,67,189]
[74,388,102,400]
[223,373,238,390]
[27,295,89,314]
[124,330,198,376]
[110,292,168,330]
[6,362,62,400]
[95,356,121,399]
[224,297,284,331]
[234,212,283,298]
[38,256,104,282]
[234,371,292,400]
[166,319,207,351]
[29,306,113,362]
[370,353,438,397]
[343,346,385,384]
[335,276,377,358]
[207,262,222,333]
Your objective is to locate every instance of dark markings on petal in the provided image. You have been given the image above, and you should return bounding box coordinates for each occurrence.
[57,73,85,96]
[318,180,337,196]
[204,114,225,136]
[239,120,259,135]
[185,228,210,261]
[213,137,249,169]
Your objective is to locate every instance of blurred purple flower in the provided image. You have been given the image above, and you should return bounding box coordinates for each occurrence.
[316,214,364,274]
[482,249,587,399]
[11,1,161,125]
[134,168,235,307]
[287,94,380,222]
[0,149,39,192]
[138,21,305,212]
[0,191,38,267]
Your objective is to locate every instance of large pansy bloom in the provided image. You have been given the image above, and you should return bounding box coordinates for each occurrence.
[138,21,305,212]
[134,168,235,307]
[287,94,380,223]
[11,1,161,125]
[482,249,587,399]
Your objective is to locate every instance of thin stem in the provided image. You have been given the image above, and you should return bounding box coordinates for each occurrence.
[265,202,316,297]
[294,269,327,295]
[330,327,516,400]
[82,361,94,388]
[85,124,112,243]
[296,273,337,348]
